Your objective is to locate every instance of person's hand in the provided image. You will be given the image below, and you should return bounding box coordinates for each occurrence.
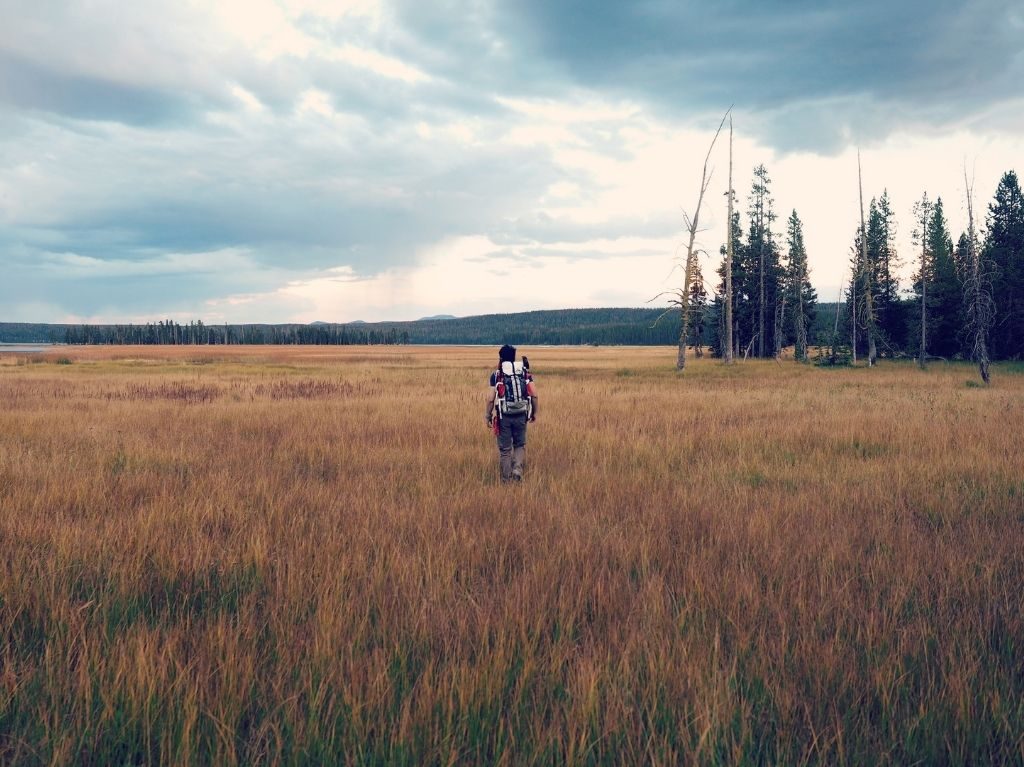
[529,414,536,423]
[486,415,493,428]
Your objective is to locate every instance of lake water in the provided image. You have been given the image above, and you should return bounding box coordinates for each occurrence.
[0,344,53,353]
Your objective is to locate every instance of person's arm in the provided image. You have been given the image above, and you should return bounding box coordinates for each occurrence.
[529,395,538,421]
[485,389,496,425]
[485,371,496,425]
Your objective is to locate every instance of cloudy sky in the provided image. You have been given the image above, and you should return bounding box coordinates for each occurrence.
[1,0,1022,324]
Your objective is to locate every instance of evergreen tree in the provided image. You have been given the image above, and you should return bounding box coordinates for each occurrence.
[687,260,708,357]
[712,210,746,357]
[953,232,973,355]
[910,193,933,364]
[867,192,904,353]
[926,199,961,358]
[984,171,1024,359]
[785,210,817,361]
[845,228,872,360]
[743,165,782,358]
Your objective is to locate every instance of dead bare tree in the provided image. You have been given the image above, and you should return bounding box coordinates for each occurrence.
[851,246,857,365]
[773,290,787,359]
[663,108,730,371]
[857,150,878,366]
[724,116,735,364]
[963,169,992,384]
[831,278,845,364]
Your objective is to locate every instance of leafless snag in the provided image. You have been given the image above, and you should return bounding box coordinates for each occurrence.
[724,116,735,364]
[673,108,731,371]
[773,289,787,359]
[963,168,992,384]
[831,278,845,365]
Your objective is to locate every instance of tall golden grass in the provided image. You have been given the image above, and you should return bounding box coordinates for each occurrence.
[1,345,1022,765]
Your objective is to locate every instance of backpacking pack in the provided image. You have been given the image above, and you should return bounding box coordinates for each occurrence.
[495,360,532,417]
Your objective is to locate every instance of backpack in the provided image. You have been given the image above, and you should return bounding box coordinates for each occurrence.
[495,361,531,417]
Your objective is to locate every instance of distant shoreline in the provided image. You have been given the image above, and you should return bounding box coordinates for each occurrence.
[0,344,54,353]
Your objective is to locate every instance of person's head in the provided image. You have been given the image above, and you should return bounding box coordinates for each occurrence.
[498,344,516,363]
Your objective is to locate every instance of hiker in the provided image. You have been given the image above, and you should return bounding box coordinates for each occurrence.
[485,344,537,482]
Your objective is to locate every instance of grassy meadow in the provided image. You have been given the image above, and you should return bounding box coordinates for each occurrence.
[1,345,1022,765]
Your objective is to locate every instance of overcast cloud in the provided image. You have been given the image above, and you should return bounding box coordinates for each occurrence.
[0,0,1021,323]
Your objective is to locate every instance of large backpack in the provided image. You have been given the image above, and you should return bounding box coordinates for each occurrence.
[496,361,531,417]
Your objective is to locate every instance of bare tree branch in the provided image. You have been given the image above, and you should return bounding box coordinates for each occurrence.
[675,107,731,370]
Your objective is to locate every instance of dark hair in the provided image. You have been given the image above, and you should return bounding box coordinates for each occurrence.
[498,344,516,363]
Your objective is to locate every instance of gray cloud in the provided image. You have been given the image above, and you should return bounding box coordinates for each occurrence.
[0,52,213,125]
[483,0,1024,151]
[1,0,1021,321]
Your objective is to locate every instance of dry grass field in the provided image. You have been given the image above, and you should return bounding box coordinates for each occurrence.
[1,345,1022,765]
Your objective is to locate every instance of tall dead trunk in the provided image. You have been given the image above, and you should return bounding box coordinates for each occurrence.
[918,200,931,369]
[724,117,734,364]
[851,268,857,365]
[773,292,786,358]
[831,279,844,364]
[675,109,730,370]
[964,171,991,384]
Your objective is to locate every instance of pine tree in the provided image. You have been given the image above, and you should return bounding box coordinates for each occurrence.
[985,171,1024,359]
[910,193,933,365]
[867,191,903,353]
[744,165,782,358]
[926,199,961,358]
[785,210,817,361]
[845,228,872,361]
[688,260,708,357]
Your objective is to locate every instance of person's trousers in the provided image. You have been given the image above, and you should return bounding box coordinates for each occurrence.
[497,413,527,481]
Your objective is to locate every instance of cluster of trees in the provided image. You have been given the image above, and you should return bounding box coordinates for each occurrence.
[60,321,410,346]
[685,165,818,361]
[843,170,1022,365]
[679,160,1022,371]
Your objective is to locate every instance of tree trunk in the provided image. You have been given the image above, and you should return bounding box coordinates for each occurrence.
[724,117,734,364]
[676,110,730,371]
[677,222,699,370]
[919,231,928,369]
[851,271,857,365]
[758,232,765,359]
[774,292,786,358]
[965,171,991,384]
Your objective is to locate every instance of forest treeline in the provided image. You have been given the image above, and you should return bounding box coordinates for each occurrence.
[703,166,1024,363]
[0,309,687,347]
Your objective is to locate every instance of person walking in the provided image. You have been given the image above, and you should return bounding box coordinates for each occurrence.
[485,344,537,482]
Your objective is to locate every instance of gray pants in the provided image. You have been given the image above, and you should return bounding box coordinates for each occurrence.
[497,413,527,481]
